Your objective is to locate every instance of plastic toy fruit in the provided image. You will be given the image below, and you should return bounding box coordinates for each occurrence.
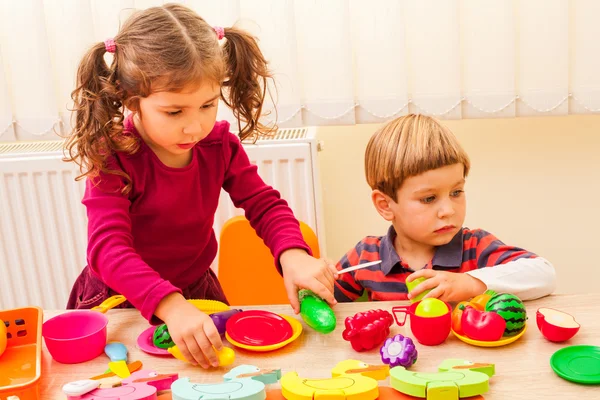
[298,290,336,334]
[461,306,506,342]
[168,345,235,366]
[0,319,7,358]
[406,277,430,303]
[342,309,394,351]
[153,324,175,349]
[485,293,527,336]
[415,298,448,318]
[536,308,580,342]
[380,334,418,368]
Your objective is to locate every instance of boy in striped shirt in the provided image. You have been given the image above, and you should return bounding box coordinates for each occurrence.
[334,114,556,303]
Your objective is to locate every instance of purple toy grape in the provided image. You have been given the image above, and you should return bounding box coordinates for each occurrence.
[380,334,418,368]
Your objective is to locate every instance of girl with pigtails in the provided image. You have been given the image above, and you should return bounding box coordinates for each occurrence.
[65,3,337,369]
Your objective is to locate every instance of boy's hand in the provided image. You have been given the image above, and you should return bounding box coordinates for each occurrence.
[406,269,487,303]
[155,293,223,368]
[280,248,339,314]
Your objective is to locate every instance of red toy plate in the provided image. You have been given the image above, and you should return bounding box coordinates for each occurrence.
[226,310,293,346]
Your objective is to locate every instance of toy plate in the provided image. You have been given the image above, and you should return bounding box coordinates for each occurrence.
[226,310,293,346]
[136,326,170,356]
[550,345,600,385]
[451,324,527,347]
[226,314,302,352]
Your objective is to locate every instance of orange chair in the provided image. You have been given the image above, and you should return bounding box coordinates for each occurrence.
[217,216,320,306]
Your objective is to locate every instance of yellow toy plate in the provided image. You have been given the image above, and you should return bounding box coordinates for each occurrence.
[187,299,230,315]
[452,324,527,347]
[225,314,303,352]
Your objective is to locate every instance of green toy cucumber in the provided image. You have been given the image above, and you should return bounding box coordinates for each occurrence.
[298,289,336,334]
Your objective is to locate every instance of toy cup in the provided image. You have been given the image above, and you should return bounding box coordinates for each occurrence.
[392,301,451,346]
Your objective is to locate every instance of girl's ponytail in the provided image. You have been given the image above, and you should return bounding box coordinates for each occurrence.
[221,27,276,141]
[65,40,137,193]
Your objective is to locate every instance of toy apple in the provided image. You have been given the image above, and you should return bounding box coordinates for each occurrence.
[536,308,580,342]
[415,298,448,318]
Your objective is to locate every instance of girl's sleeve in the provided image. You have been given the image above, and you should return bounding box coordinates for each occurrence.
[464,229,557,300]
[221,131,311,271]
[83,158,180,323]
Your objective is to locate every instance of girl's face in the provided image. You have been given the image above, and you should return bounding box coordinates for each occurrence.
[134,82,220,166]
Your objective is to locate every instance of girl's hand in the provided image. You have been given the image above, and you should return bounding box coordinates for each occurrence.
[406,269,486,303]
[280,249,339,313]
[155,293,223,368]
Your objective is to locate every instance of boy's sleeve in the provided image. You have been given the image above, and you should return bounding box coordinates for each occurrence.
[334,243,366,302]
[468,229,537,268]
[465,229,556,300]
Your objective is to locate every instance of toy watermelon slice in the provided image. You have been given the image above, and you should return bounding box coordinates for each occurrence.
[485,293,527,336]
[153,324,175,349]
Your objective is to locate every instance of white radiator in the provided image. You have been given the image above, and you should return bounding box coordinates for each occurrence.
[0,128,325,309]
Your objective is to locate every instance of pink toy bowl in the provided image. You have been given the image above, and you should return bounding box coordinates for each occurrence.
[392,301,451,346]
[42,295,125,364]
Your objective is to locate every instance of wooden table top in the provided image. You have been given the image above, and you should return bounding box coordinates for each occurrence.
[40,293,600,399]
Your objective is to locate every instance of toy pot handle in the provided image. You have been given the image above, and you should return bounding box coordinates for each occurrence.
[91,295,127,313]
[392,305,410,326]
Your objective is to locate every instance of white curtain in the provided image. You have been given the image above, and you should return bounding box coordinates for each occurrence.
[0,0,599,142]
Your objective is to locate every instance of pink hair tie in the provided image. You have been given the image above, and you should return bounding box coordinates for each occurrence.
[213,26,225,40]
[104,38,116,53]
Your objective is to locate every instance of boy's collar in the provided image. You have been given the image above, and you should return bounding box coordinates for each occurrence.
[379,225,463,275]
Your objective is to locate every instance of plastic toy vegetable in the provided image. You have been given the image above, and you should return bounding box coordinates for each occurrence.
[342,309,394,351]
[380,334,418,368]
[210,309,243,335]
[461,306,506,341]
[298,290,336,334]
[451,301,470,335]
[469,290,497,310]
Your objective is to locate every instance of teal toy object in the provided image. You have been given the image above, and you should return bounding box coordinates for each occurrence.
[390,359,495,399]
[171,365,281,400]
[298,290,336,334]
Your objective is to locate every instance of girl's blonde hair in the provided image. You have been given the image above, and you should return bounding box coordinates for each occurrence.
[65,3,274,193]
[365,114,470,201]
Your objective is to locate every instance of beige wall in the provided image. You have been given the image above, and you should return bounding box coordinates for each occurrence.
[316,115,600,295]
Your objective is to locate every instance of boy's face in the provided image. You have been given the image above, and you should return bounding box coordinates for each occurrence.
[380,163,466,247]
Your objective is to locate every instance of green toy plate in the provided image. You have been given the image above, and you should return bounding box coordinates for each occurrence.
[550,345,600,385]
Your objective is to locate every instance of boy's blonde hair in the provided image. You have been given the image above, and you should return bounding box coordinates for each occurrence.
[365,114,470,201]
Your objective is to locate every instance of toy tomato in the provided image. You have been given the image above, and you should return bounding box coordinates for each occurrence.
[460,306,506,342]
[451,301,470,335]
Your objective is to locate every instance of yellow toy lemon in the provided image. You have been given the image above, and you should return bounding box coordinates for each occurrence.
[168,344,235,367]
[415,298,448,318]
[0,319,7,358]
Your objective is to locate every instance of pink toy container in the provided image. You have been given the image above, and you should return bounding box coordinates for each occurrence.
[42,296,125,364]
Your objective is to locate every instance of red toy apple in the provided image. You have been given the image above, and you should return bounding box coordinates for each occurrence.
[536,308,580,342]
